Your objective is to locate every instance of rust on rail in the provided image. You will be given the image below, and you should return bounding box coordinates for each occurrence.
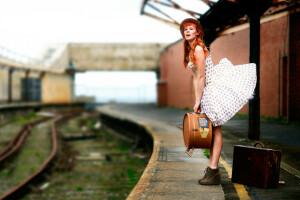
[0,112,80,200]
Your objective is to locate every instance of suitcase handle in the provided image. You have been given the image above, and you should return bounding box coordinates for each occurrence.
[190,112,206,115]
[253,142,265,148]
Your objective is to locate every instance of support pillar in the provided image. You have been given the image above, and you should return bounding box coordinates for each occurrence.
[8,68,14,103]
[25,70,30,102]
[236,0,272,140]
[248,13,261,140]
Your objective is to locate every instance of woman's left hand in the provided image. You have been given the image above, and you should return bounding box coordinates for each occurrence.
[193,101,201,113]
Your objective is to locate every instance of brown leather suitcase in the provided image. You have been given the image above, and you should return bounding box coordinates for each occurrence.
[232,142,281,188]
[183,112,212,156]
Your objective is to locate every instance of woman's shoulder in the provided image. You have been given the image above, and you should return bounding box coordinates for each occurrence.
[195,45,204,52]
[195,45,211,58]
[194,45,205,57]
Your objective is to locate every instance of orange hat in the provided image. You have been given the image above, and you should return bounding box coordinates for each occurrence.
[180,18,203,40]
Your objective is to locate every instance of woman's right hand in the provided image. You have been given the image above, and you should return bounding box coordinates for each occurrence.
[193,101,201,113]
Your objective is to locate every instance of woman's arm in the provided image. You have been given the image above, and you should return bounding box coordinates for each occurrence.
[193,46,206,113]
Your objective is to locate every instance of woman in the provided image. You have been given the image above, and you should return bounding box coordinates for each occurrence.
[180,18,256,185]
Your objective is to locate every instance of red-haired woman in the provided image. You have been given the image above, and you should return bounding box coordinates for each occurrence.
[180,18,256,185]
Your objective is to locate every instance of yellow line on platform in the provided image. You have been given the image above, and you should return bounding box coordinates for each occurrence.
[219,157,250,200]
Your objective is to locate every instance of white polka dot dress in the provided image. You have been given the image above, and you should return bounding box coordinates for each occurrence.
[189,54,257,127]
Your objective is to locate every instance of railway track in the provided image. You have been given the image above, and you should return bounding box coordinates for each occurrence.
[0,112,80,200]
[21,112,148,200]
[0,115,43,154]
[0,117,51,169]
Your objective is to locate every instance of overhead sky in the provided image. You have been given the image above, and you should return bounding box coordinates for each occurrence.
[0,0,214,59]
[0,0,216,103]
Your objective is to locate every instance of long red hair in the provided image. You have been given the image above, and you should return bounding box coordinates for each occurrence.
[183,23,209,68]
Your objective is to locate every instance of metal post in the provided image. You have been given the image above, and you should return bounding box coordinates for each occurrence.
[248,13,260,140]
[25,70,30,102]
[8,68,13,103]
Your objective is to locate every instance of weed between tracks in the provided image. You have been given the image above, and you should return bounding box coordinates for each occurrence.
[0,121,52,194]
[0,112,41,153]
[8,112,39,125]
[21,113,149,200]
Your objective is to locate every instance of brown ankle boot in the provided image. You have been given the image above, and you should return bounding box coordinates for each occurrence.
[198,167,221,185]
[198,167,210,183]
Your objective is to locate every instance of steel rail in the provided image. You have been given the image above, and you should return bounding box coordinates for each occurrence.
[0,117,51,169]
[0,112,80,200]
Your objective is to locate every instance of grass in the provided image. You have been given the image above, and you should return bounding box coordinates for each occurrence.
[235,113,300,126]
[119,142,130,152]
[234,113,248,118]
[203,149,210,158]
[8,112,38,125]
[239,138,251,143]
[19,115,149,200]
[99,129,114,140]
[261,115,300,126]
[0,169,11,176]
[261,115,289,124]
[76,186,84,191]
[183,107,190,111]
[0,121,52,189]
[76,117,97,130]
[126,156,147,168]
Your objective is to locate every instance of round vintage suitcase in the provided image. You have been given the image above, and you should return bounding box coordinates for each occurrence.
[183,112,213,156]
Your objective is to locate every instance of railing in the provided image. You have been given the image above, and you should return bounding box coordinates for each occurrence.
[0,45,43,67]
[0,45,68,74]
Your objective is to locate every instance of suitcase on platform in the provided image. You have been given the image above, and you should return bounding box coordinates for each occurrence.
[232,142,281,188]
[183,112,212,156]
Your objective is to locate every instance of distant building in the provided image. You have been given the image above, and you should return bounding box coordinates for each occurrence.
[0,43,166,104]
[0,44,74,103]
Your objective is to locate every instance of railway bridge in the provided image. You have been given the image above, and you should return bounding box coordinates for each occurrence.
[0,43,166,103]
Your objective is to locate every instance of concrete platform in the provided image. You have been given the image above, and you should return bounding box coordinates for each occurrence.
[97,103,300,200]
[98,104,225,200]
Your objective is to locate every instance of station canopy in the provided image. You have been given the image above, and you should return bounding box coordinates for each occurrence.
[141,0,299,44]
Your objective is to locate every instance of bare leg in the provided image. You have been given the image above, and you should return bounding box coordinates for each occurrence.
[209,126,223,169]
[198,126,222,185]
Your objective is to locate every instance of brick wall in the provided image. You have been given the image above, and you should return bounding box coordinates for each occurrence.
[159,14,295,119]
[210,28,250,114]
[160,40,195,110]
